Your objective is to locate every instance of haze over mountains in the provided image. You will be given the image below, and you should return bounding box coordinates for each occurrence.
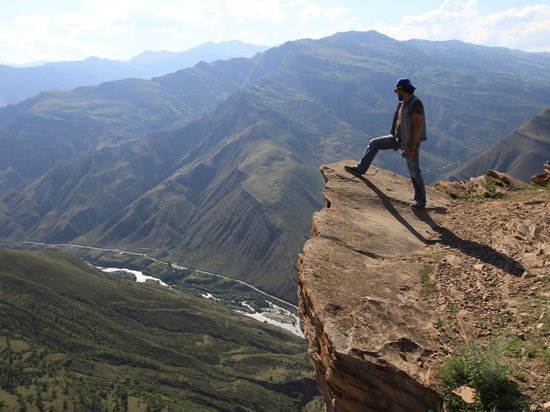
[0,40,267,107]
[1,30,549,303]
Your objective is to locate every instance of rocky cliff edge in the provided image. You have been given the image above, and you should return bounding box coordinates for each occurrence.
[297,161,549,411]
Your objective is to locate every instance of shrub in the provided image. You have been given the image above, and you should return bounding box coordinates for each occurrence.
[480,181,505,199]
[440,343,527,411]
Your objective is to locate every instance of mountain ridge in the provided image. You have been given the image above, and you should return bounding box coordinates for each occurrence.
[1,30,550,303]
[0,40,268,107]
[444,107,550,182]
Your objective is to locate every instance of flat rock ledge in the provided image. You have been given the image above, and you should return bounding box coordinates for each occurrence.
[297,161,452,411]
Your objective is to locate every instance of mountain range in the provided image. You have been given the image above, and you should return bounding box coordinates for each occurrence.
[0,40,267,107]
[1,31,550,303]
[444,107,550,182]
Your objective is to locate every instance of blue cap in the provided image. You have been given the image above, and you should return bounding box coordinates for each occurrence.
[395,78,416,93]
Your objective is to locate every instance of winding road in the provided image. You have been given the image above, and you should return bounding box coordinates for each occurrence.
[21,241,298,310]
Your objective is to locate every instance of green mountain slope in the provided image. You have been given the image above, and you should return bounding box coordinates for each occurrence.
[0,58,258,192]
[82,92,325,301]
[0,79,194,192]
[0,248,317,411]
[1,31,550,303]
[445,107,550,182]
[3,31,549,192]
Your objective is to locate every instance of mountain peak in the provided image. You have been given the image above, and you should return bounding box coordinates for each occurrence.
[331,29,394,41]
[298,161,549,410]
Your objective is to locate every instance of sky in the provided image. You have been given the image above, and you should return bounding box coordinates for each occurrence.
[0,0,549,65]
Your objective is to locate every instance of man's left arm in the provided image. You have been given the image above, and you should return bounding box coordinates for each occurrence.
[406,102,423,159]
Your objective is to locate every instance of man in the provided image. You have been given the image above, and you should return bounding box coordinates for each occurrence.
[345,78,427,209]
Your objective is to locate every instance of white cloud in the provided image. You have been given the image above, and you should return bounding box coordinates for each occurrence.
[0,5,134,64]
[1,1,548,65]
[296,3,350,24]
[83,0,144,22]
[373,0,550,52]
[466,4,550,51]
[225,0,286,23]
[325,7,350,20]
[336,18,365,34]
[298,4,323,22]
[286,2,356,41]
[146,0,211,24]
[13,14,51,30]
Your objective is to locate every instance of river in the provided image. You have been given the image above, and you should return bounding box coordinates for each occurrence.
[99,267,304,338]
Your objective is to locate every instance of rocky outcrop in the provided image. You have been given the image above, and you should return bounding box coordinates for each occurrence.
[298,161,550,411]
[531,161,550,187]
[297,161,451,411]
[435,169,528,199]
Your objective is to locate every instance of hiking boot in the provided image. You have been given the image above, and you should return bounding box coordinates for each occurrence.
[344,165,364,176]
[410,201,426,210]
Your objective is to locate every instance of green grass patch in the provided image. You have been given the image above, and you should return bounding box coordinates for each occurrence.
[458,179,511,201]
[479,180,506,200]
[501,336,548,361]
[419,266,437,297]
[522,184,550,192]
[448,303,460,314]
[440,343,527,411]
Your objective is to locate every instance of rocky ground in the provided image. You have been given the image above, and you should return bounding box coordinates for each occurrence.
[418,173,549,408]
[298,162,548,411]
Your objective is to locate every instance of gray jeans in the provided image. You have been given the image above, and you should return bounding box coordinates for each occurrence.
[356,134,426,205]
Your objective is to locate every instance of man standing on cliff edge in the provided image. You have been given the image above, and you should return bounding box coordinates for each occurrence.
[345,78,427,209]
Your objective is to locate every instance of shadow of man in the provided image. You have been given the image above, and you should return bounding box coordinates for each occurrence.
[355,174,524,277]
[359,175,429,243]
[413,208,524,277]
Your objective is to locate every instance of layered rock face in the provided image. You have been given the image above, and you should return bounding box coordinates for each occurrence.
[297,161,451,411]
